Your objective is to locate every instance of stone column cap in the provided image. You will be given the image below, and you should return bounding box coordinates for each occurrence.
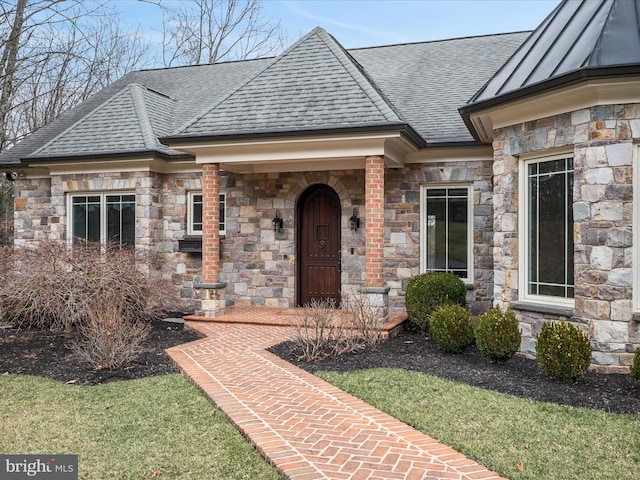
[193,282,227,290]
[358,286,390,294]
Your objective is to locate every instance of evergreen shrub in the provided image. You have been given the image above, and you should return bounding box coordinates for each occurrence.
[405,272,466,332]
[475,306,521,364]
[631,348,640,383]
[428,304,475,353]
[536,320,592,383]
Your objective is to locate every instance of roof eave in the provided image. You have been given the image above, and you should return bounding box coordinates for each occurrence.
[161,124,427,150]
[460,64,640,140]
[20,149,194,165]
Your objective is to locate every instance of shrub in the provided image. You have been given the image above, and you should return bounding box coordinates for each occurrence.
[0,241,177,331]
[291,294,383,362]
[405,272,466,332]
[631,348,640,383]
[428,304,475,353]
[70,296,151,370]
[536,320,592,383]
[475,306,521,364]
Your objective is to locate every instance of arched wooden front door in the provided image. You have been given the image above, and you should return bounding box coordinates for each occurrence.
[297,185,341,306]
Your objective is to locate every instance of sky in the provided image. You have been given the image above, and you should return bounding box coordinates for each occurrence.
[114,0,560,60]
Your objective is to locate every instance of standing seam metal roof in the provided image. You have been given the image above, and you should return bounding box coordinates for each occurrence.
[468,0,640,106]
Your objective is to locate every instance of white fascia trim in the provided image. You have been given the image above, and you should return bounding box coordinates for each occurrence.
[174,132,418,168]
[406,145,493,164]
[470,77,640,142]
[27,158,200,175]
[633,144,640,312]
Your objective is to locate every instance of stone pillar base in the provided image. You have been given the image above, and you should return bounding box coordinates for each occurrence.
[194,282,227,317]
[358,286,390,325]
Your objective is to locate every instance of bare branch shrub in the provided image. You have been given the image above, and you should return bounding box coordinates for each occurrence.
[291,298,338,361]
[290,294,383,362]
[0,240,177,331]
[69,295,151,371]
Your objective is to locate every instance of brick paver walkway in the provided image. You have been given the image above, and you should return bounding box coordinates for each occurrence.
[167,313,507,480]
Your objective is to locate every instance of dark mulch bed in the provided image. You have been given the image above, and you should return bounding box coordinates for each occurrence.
[269,330,640,415]
[0,319,203,386]
[2,321,639,414]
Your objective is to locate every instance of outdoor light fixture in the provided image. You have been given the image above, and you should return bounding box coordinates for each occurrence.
[272,209,284,232]
[350,207,360,231]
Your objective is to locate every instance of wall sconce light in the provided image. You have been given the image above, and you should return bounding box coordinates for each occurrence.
[350,207,360,231]
[272,209,284,232]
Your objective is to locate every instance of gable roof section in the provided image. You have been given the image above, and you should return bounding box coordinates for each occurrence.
[30,84,176,158]
[466,0,640,108]
[166,28,416,143]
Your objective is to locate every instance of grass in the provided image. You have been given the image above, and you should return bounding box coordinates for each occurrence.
[0,374,282,480]
[319,368,640,480]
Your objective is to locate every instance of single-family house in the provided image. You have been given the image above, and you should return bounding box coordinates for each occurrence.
[2,0,639,372]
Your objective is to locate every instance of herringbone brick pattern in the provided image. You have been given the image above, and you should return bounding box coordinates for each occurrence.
[167,318,507,480]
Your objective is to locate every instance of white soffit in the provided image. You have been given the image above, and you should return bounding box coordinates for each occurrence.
[470,78,640,142]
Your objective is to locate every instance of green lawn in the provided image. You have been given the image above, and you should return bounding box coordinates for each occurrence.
[319,368,640,480]
[0,374,282,480]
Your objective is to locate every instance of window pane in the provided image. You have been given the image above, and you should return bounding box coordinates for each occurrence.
[425,187,469,278]
[219,194,226,233]
[527,158,573,298]
[71,196,100,244]
[107,195,135,247]
[448,197,468,277]
[192,194,203,232]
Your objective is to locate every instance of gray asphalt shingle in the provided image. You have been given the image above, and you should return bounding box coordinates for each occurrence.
[0,28,529,165]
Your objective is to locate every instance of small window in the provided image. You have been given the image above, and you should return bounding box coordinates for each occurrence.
[421,185,472,281]
[70,193,135,247]
[188,192,226,236]
[522,156,574,302]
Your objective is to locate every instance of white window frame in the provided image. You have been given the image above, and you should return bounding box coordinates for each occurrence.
[633,144,640,312]
[67,192,136,247]
[518,152,575,307]
[419,183,473,283]
[187,191,226,236]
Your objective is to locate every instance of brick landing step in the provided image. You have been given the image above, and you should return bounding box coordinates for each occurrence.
[184,306,407,338]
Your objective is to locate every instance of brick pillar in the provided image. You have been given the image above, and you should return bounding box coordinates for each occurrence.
[196,162,226,317]
[363,155,389,324]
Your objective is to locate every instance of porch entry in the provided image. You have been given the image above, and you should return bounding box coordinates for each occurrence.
[297,184,341,306]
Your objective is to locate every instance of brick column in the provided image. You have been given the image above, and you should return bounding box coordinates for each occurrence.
[196,162,226,317]
[363,155,389,324]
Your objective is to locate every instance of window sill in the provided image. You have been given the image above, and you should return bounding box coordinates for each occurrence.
[510,300,574,318]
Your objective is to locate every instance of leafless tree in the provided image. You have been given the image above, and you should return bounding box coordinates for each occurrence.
[0,1,152,152]
[161,0,285,67]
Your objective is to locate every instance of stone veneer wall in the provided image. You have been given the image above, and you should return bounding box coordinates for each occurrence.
[493,103,640,373]
[13,160,496,315]
[13,171,203,312]
[385,161,494,314]
[218,170,365,308]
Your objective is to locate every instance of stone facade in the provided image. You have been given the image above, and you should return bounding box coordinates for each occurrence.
[12,159,496,317]
[493,103,640,372]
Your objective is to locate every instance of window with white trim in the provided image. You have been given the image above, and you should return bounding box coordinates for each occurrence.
[69,193,135,247]
[187,192,226,236]
[521,156,574,302]
[420,185,472,281]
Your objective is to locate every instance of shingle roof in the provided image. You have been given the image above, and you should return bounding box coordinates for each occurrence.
[468,0,640,107]
[352,32,530,144]
[0,28,530,166]
[172,28,407,138]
